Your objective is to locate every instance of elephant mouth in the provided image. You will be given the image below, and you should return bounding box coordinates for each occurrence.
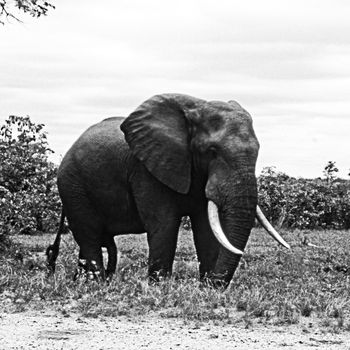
[207,200,290,254]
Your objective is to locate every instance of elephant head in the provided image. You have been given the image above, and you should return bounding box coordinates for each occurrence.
[121,94,288,287]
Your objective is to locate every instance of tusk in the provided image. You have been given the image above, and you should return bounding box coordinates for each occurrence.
[256,206,291,249]
[207,200,244,255]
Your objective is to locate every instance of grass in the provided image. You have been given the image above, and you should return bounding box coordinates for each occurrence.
[1,227,350,330]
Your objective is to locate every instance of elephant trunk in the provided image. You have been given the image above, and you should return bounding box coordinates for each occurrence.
[207,172,258,288]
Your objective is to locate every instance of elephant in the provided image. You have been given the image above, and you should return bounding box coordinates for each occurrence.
[46,93,289,288]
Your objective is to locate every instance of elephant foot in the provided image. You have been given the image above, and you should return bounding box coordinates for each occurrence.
[73,259,104,281]
[200,273,230,290]
[148,268,172,284]
[105,270,115,282]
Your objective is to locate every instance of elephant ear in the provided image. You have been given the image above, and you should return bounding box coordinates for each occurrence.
[120,94,204,194]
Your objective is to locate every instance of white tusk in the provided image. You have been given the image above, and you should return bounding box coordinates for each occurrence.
[207,200,244,255]
[256,205,291,249]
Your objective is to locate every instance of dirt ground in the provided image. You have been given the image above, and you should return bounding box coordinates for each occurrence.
[0,311,349,350]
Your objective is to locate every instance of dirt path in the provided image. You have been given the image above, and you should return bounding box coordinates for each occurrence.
[0,311,349,349]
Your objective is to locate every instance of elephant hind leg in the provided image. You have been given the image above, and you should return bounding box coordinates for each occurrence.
[74,247,105,280]
[63,197,106,280]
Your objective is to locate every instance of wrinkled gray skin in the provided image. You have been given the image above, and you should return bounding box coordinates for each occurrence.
[47,94,260,288]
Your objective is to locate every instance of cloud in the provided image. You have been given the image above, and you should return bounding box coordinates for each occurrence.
[0,0,349,177]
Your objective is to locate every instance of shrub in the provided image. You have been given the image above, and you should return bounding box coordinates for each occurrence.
[0,116,60,236]
[258,166,350,230]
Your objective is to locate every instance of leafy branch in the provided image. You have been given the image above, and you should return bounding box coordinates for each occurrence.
[0,0,55,24]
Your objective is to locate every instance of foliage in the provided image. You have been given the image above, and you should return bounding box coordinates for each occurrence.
[323,160,339,184]
[0,116,60,237]
[258,165,350,230]
[0,0,54,24]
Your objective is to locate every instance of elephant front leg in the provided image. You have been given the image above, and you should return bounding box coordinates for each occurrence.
[190,211,220,281]
[146,218,181,282]
[130,168,182,282]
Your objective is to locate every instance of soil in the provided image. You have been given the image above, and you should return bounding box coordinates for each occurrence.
[0,311,349,349]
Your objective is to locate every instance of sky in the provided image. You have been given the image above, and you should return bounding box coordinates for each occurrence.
[0,0,349,178]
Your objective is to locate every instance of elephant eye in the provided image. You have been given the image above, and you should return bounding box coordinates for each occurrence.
[208,115,223,131]
[207,146,217,158]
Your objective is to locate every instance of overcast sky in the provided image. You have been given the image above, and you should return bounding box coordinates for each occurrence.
[1,0,349,178]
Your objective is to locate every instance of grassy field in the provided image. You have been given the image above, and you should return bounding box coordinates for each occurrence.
[1,227,350,331]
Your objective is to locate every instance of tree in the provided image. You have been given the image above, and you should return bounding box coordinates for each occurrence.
[323,161,339,184]
[0,0,54,24]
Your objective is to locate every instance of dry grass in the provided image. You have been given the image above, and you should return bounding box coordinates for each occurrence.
[1,227,350,330]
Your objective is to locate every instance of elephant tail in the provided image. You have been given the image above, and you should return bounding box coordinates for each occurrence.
[46,208,66,273]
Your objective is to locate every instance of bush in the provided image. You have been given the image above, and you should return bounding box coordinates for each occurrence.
[258,166,350,230]
[0,116,60,236]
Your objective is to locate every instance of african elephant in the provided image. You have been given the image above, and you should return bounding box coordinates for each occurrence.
[46,93,289,288]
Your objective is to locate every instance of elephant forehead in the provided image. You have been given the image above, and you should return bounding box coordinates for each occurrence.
[204,101,252,122]
[200,102,252,134]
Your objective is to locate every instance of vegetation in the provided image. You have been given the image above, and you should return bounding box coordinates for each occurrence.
[0,0,54,24]
[258,166,350,230]
[0,116,60,241]
[1,228,350,330]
